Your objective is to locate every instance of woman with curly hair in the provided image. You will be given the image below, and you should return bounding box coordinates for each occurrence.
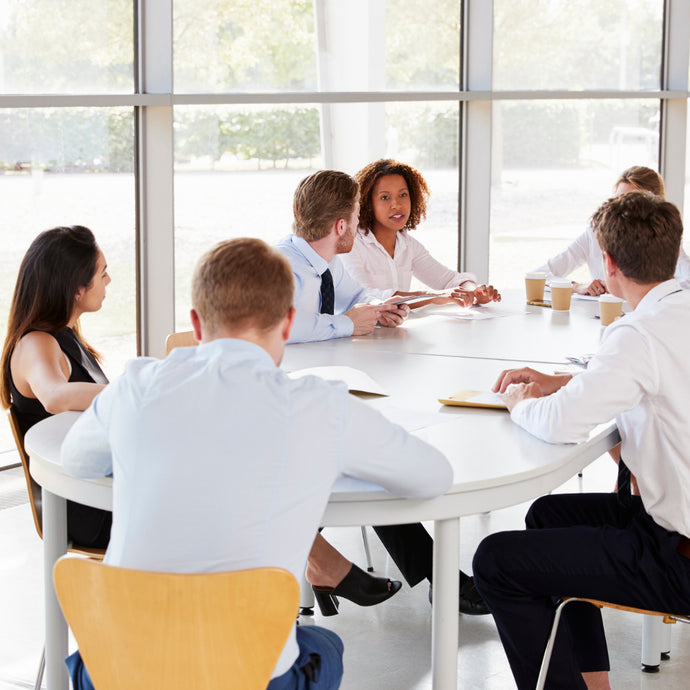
[342,159,501,306]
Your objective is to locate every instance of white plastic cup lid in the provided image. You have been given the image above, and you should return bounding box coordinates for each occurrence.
[525,272,547,279]
[599,294,623,303]
[550,279,572,289]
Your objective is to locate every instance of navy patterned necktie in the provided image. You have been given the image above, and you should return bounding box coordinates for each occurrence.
[617,456,632,508]
[320,268,334,315]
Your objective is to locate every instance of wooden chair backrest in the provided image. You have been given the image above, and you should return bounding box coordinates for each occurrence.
[8,406,106,558]
[165,330,197,356]
[54,558,299,690]
[7,406,43,538]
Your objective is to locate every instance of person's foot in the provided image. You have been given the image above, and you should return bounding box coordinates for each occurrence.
[428,576,490,615]
[313,564,402,616]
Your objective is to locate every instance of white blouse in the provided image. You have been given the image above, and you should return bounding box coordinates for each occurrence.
[341,228,476,291]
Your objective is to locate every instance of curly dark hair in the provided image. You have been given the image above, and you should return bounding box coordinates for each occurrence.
[354,159,430,233]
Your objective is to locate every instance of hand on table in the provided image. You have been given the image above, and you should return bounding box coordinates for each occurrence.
[441,290,474,308]
[378,303,410,328]
[345,304,385,335]
[452,284,501,306]
[502,382,543,412]
[472,284,501,304]
[574,279,607,296]
[492,367,572,411]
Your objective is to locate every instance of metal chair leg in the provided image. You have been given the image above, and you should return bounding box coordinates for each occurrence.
[536,598,570,690]
[361,526,374,572]
[35,646,45,690]
[660,618,672,659]
[539,599,690,688]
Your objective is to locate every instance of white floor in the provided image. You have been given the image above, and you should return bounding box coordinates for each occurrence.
[2,456,690,689]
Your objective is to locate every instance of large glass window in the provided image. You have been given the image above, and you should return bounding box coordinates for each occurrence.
[0,0,133,94]
[493,0,663,91]
[489,99,659,288]
[173,0,460,93]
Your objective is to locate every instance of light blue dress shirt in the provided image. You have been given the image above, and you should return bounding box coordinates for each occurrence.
[61,338,452,678]
[275,234,390,343]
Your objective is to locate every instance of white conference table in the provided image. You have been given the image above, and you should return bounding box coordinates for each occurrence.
[293,290,610,365]
[27,346,620,690]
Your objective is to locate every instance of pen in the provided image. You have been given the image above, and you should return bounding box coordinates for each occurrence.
[527,300,552,308]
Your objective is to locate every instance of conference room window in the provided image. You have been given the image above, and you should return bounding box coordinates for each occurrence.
[0,0,134,94]
[492,0,663,91]
[0,0,136,462]
[488,0,665,289]
[173,0,460,93]
[489,99,661,289]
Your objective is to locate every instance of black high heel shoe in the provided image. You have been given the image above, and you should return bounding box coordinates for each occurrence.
[312,564,403,616]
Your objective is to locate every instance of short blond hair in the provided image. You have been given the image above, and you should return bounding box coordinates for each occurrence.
[192,238,293,333]
[292,170,359,241]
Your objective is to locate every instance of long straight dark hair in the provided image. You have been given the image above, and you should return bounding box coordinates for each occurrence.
[1,225,101,409]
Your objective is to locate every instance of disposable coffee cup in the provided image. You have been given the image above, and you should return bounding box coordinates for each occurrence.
[550,279,572,311]
[599,294,623,326]
[525,272,547,302]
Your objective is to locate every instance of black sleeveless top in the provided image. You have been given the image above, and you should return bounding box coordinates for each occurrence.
[9,328,112,548]
[10,327,109,438]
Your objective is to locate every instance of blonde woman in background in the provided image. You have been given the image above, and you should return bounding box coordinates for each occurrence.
[533,166,690,295]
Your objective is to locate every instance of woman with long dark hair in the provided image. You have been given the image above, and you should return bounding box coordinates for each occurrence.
[1,225,112,547]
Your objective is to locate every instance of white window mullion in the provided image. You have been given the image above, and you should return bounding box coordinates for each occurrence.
[136,0,175,357]
[659,0,689,210]
[460,0,493,279]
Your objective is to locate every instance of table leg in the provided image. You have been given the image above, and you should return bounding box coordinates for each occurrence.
[299,566,315,615]
[432,517,459,690]
[43,489,69,690]
[641,614,662,671]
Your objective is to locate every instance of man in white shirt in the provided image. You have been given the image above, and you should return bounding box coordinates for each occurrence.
[275,169,410,344]
[60,237,453,690]
[474,192,690,690]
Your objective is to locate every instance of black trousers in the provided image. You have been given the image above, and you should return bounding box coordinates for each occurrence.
[472,493,690,690]
[373,523,470,587]
[67,502,112,549]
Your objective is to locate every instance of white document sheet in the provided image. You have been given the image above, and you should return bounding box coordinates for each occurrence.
[287,366,387,396]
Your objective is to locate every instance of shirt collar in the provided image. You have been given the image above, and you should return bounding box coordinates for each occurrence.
[195,337,276,368]
[357,228,407,250]
[292,235,330,275]
[357,228,378,245]
[634,279,682,314]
